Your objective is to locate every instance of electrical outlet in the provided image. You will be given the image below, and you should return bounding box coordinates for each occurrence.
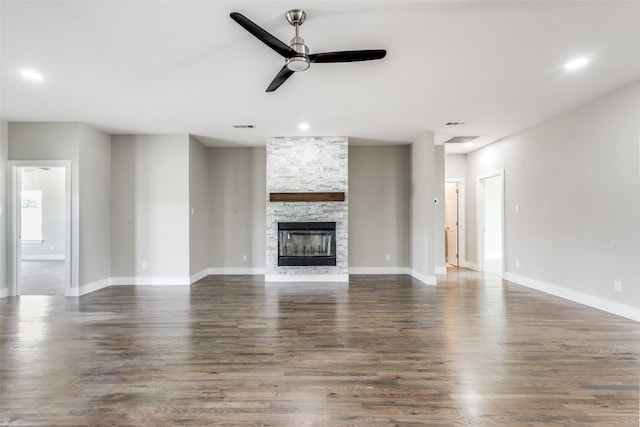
[385,254,390,262]
[614,281,622,292]
[515,260,520,268]
[242,255,247,263]
[51,244,55,251]
[142,261,148,271]
[514,204,520,213]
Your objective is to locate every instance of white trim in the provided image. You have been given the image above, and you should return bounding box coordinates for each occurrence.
[208,267,267,275]
[65,277,112,297]
[190,268,209,284]
[111,277,191,286]
[0,288,8,299]
[348,267,411,275]
[21,254,65,261]
[503,272,640,323]
[435,266,447,275]
[265,274,349,282]
[410,269,437,285]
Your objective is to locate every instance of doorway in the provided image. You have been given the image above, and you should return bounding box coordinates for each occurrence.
[9,161,72,296]
[478,171,504,276]
[444,182,459,267]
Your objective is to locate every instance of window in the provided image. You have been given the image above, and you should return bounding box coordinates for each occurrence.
[21,190,43,242]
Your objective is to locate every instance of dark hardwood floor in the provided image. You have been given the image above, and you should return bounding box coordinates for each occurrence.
[1,270,639,426]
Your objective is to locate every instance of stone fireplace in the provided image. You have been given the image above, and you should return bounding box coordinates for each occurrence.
[266,136,348,281]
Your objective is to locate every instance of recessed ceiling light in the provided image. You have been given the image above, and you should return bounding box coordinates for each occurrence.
[298,122,310,130]
[564,57,589,71]
[21,69,45,82]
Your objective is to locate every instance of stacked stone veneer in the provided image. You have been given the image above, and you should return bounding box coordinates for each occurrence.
[266,136,348,276]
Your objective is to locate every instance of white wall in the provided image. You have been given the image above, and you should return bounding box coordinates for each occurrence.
[111,134,190,283]
[0,121,7,296]
[209,147,265,271]
[467,80,640,317]
[189,136,210,280]
[20,167,66,259]
[348,145,410,271]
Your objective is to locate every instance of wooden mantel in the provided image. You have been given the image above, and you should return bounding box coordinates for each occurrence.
[269,192,345,202]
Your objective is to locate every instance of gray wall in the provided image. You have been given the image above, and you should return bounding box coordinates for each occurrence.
[78,123,111,287]
[466,80,640,309]
[0,121,7,294]
[209,147,265,270]
[189,136,210,278]
[111,134,190,281]
[348,145,410,269]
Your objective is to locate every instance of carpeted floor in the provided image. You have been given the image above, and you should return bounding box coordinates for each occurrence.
[20,260,66,296]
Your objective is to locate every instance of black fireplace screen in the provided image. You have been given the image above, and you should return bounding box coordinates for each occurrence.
[278,222,336,266]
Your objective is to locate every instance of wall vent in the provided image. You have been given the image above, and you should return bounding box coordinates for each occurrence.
[233,124,255,129]
[445,121,466,126]
[444,136,479,144]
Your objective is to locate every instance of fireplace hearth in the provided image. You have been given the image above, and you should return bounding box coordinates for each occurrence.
[278,222,337,266]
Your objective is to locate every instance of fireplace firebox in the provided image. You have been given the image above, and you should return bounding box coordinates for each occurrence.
[278,222,336,266]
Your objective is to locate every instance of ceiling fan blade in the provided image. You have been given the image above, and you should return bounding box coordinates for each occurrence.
[266,66,295,92]
[230,12,296,58]
[309,49,387,63]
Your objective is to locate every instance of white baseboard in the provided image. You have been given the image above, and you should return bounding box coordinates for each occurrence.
[265,274,349,282]
[410,269,437,286]
[503,272,640,323]
[348,267,411,275]
[66,277,112,297]
[111,276,191,286]
[190,268,209,284]
[462,261,479,271]
[435,266,447,275]
[208,267,267,275]
[22,254,65,261]
[0,287,8,299]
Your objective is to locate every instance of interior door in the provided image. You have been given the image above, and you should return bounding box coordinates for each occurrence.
[480,174,503,276]
[445,182,459,267]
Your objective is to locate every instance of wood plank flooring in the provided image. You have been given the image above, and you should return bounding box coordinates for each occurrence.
[1,270,639,426]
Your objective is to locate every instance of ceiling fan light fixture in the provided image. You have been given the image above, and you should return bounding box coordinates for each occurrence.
[286,56,310,72]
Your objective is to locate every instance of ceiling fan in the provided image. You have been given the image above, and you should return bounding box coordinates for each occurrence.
[230,9,387,92]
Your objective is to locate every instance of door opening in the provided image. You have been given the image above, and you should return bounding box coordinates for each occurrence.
[478,172,504,276]
[445,182,459,267]
[10,162,71,296]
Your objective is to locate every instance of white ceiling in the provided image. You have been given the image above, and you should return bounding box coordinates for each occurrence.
[2,1,640,153]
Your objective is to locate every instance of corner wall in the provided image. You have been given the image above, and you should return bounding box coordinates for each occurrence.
[111,134,190,284]
[189,136,210,281]
[348,145,410,272]
[208,147,266,273]
[410,132,445,284]
[0,121,7,297]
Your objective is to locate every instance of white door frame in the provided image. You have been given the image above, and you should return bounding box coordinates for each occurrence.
[8,160,72,296]
[476,169,504,275]
[445,177,465,268]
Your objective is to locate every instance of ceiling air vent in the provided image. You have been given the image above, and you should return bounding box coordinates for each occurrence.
[444,136,479,144]
[445,121,466,126]
[233,124,255,129]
